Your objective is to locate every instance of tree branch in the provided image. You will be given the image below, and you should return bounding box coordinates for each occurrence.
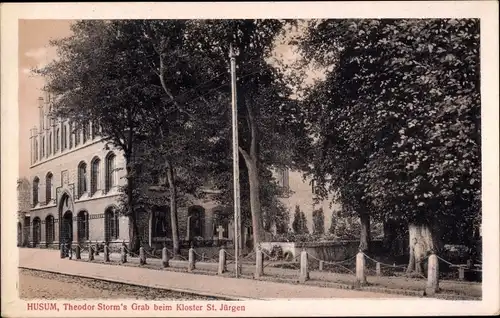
[157,50,198,122]
[238,146,252,168]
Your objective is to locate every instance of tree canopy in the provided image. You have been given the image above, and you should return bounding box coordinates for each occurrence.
[299,19,480,261]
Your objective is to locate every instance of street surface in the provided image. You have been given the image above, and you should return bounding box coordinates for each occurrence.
[19,269,220,300]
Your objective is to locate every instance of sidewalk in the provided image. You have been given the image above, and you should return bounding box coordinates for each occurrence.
[77,248,481,298]
[18,248,407,300]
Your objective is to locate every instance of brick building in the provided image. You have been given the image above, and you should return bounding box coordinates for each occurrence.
[21,93,338,249]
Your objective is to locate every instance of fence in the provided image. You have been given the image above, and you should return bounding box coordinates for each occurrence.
[58,243,481,297]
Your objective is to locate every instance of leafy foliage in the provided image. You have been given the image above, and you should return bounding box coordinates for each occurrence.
[299,19,480,246]
[292,205,309,234]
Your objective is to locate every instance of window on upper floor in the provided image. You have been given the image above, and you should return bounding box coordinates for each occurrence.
[41,136,45,158]
[34,140,39,162]
[45,172,53,204]
[277,168,289,190]
[48,132,53,156]
[82,123,91,143]
[78,162,87,198]
[105,153,116,193]
[75,127,81,146]
[90,157,101,196]
[55,128,60,152]
[32,177,40,206]
[311,179,318,195]
[62,125,68,151]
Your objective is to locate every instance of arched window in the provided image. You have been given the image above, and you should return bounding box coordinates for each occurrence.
[104,207,119,242]
[105,153,116,193]
[55,128,60,152]
[77,210,89,242]
[90,157,100,196]
[32,177,39,206]
[78,162,87,198]
[151,206,171,238]
[45,215,55,244]
[32,217,41,246]
[62,125,67,150]
[188,206,205,239]
[48,132,52,155]
[45,172,53,204]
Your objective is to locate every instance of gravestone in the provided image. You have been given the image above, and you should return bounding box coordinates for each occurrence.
[216,225,225,240]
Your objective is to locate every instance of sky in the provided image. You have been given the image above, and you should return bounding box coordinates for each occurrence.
[18,19,73,178]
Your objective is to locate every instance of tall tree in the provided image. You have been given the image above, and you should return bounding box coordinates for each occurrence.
[183,20,310,249]
[38,20,224,253]
[299,19,480,272]
[38,20,157,251]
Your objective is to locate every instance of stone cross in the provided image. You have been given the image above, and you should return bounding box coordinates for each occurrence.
[216,225,225,240]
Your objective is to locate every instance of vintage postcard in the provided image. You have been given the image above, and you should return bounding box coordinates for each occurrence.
[1,1,499,317]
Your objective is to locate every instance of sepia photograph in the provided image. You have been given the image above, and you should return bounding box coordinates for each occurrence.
[1,2,499,317]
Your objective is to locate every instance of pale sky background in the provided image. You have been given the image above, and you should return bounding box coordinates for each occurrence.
[18,19,322,179]
[18,19,73,178]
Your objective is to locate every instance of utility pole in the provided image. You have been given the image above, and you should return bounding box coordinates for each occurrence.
[229,44,242,278]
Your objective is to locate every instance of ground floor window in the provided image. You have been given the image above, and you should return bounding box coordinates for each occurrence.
[152,206,172,239]
[32,217,41,246]
[45,215,55,244]
[105,207,119,242]
[77,211,89,242]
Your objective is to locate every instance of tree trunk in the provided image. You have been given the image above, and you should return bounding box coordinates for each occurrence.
[125,159,140,252]
[359,212,371,252]
[247,159,265,251]
[128,214,140,252]
[406,223,436,274]
[166,161,180,257]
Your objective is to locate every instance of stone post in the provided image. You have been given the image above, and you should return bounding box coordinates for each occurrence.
[88,245,94,261]
[319,260,324,271]
[60,243,65,258]
[120,245,127,264]
[376,262,382,276]
[139,247,146,265]
[162,247,169,268]
[299,250,309,283]
[355,251,366,286]
[218,249,226,275]
[188,248,195,272]
[458,267,465,281]
[466,259,473,268]
[75,244,81,260]
[426,252,439,296]
[103,245,110,262]
[255,248,264,278]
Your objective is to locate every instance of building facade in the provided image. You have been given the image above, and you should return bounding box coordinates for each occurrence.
[21,94,338,249]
